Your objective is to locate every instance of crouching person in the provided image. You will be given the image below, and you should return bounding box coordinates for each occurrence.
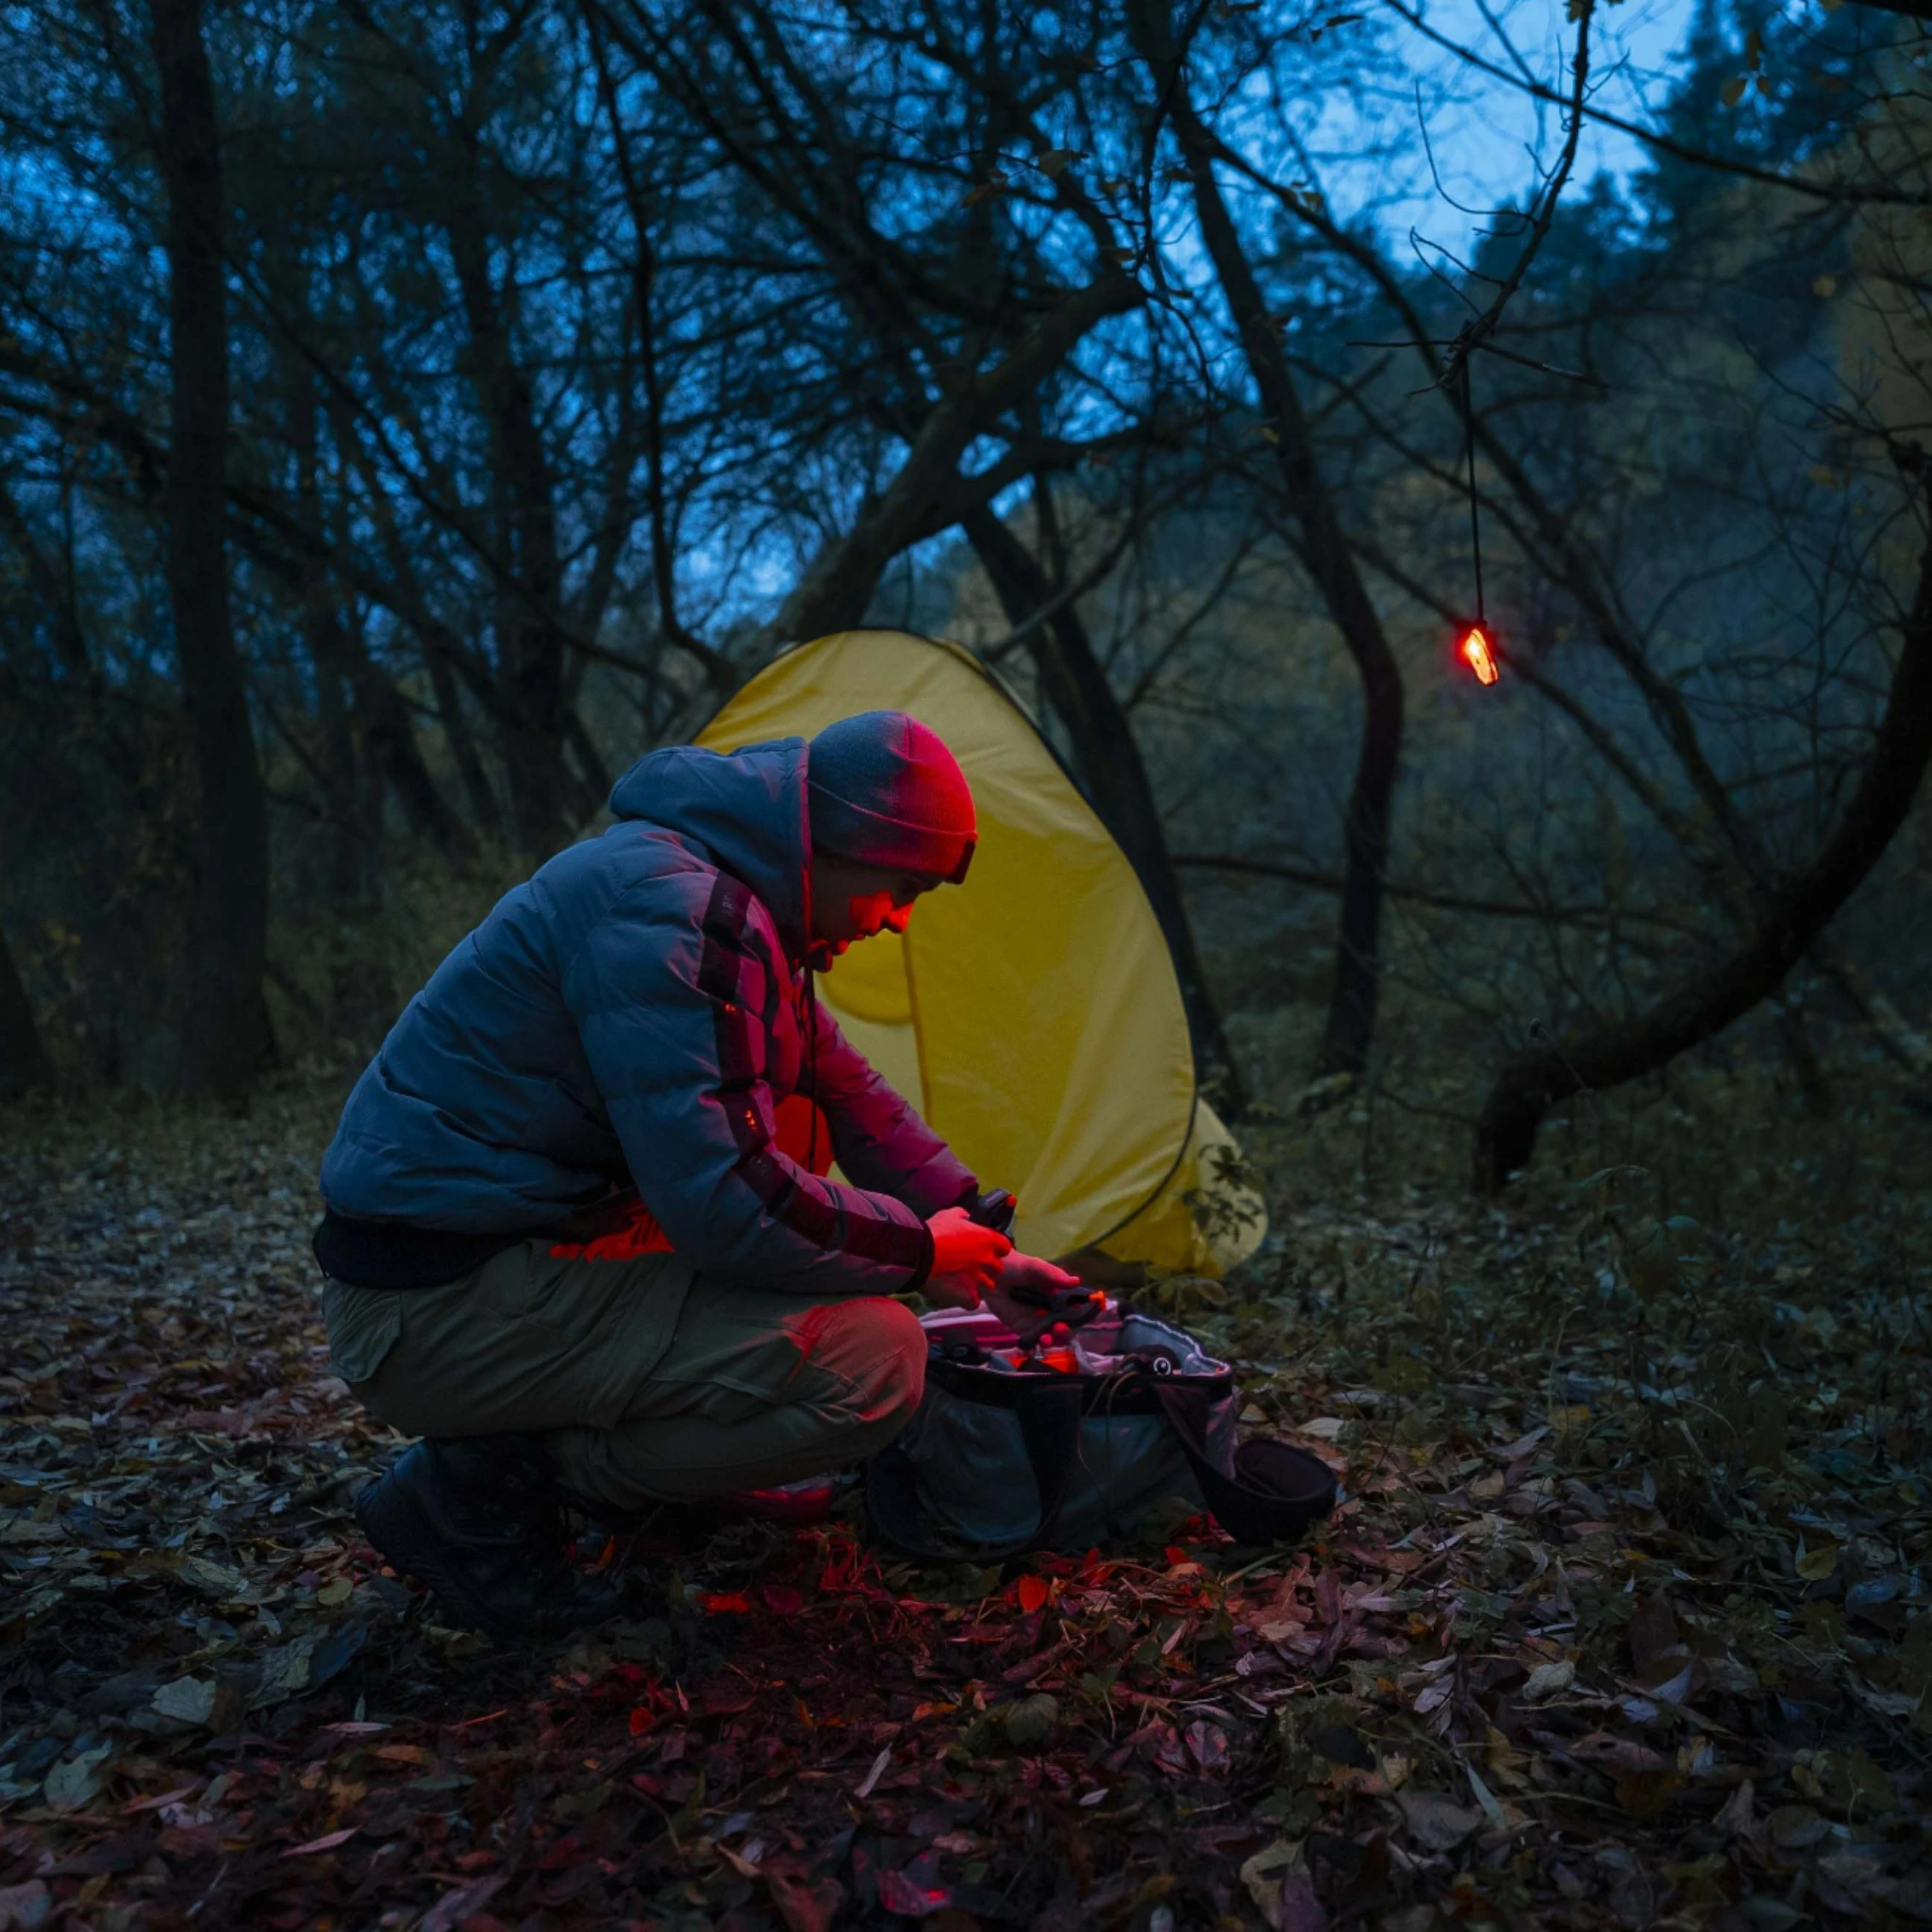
[313,712,1019,1642]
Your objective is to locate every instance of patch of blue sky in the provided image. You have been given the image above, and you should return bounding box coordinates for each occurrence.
[1236,0,1698,258]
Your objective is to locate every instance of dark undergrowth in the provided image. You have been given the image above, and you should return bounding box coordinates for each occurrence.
[0,1051,1928,1932]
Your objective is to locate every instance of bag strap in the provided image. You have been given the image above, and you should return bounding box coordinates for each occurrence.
[1012,1380,1083,1551]
[1149,1382,1339,1544]
[863,1433,946,1557]
[865,1378,1084,1559]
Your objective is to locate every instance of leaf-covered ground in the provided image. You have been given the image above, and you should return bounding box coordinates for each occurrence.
[1,1083,1928,1932]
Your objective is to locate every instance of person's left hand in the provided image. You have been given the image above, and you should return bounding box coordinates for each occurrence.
[985,1252,1087,1342]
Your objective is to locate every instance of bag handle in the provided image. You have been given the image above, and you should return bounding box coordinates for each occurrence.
[1148,1382,1339,1544]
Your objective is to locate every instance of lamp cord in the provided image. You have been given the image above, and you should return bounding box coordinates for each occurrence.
[805,968,820,1176]
[1462,358,1487,628]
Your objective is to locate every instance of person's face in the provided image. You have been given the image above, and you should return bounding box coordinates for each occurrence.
[808,850,942,964]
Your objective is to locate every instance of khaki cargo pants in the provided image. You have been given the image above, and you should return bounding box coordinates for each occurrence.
[320,1241,927,1514]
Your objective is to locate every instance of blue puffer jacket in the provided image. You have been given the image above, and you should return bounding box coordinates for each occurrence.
[318,739,975,1294]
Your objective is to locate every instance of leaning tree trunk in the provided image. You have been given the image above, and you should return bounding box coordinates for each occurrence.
[348,641,478,870]
[1474,530,1932,1191]
[759,273,1143,658]
[0,920,53,1099]
[1127,0,1405,1082]
[446,184,575,859]
[150,0,269,1096]
[962,503,1248,1113]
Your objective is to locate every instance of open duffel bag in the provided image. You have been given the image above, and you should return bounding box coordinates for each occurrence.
[865,1303,1338,1557]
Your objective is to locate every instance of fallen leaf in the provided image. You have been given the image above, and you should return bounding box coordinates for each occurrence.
[420,1876,505,1932]
[769,1868,844,1932]
[1239,1840,1301,1930]
[1281,1870,1329,1932]
[876,1866,952,1917]
[1641,1659,1695,1705]
[123,1785,199,1815]
[280,1826,358,1857]
[1614,1769,1684,1816]
[1522,1659,1574,1702]
[1466,1764,1506,1827]
[1769,1805,1828,1848]
[1570,1732,1669,1774]
[1396,1789,1479,1851]
[254,1638,316,1707]
[1845,1574,1900,1612]
[42,1743,113,1811]
[854,1746,891,1798]
[178,1555,248,1597]
[1625,1593,1684,1670]
[1004,1693,1058,1749]
[1796,1541,1838,1582]
[0,1880,51,1932]
[1185,1719,1229,1771]
[1016,1574,1050,1614]
[152,1677,218,1726]
[1713,1779,1756,1836]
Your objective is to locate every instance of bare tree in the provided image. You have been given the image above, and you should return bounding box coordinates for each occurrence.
[1126,0,1407,1086]
[148,0,270,1093]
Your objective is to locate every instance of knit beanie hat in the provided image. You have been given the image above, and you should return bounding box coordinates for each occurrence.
[807,710,977,883]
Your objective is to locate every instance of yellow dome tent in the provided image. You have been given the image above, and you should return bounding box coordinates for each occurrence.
[696,629,1265,1276]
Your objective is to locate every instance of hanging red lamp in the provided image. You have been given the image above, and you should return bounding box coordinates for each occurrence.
[1457,359,1500,687]
[1458,625,1499,686]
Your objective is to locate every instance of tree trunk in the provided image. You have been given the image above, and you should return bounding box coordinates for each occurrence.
[1127,0,1405,1082]
[291,363,372,908]
[962,500,1247,1113]
[347,641,478,869]
[425,646,505,845]
[149,0,269,1097]
[760,272,1143,655]
[0,921,53,1099]
[445,187,574,858]
[1474,532,1932,1190]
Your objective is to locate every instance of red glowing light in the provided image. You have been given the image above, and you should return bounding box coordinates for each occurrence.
[1459,625,1500,686]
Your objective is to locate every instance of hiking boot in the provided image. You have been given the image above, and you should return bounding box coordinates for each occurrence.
[354,1434,621,1645]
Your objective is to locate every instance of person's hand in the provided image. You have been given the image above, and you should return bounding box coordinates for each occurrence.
[924,1206,1012,1309]
[994,1251,1083,1304]
[986,1252,1087,1341]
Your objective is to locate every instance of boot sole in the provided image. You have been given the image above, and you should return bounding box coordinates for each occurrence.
[354,1473,530,1646]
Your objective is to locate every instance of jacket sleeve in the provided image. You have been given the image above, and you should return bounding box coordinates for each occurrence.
[563,868,934,1295]
[808,998,978,1216]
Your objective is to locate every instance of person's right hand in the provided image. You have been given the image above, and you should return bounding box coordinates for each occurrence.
[924,1206,1013,1309]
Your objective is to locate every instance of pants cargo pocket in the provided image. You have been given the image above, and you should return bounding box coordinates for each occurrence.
[321,1279,404,1388]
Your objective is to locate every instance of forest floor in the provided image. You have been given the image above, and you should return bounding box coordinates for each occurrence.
[0,1075,1928,1932]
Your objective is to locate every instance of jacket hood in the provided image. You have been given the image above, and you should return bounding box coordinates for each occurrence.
[608,740,811,961]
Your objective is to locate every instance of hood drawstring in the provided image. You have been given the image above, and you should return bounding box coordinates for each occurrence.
[805,968,821,1177]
